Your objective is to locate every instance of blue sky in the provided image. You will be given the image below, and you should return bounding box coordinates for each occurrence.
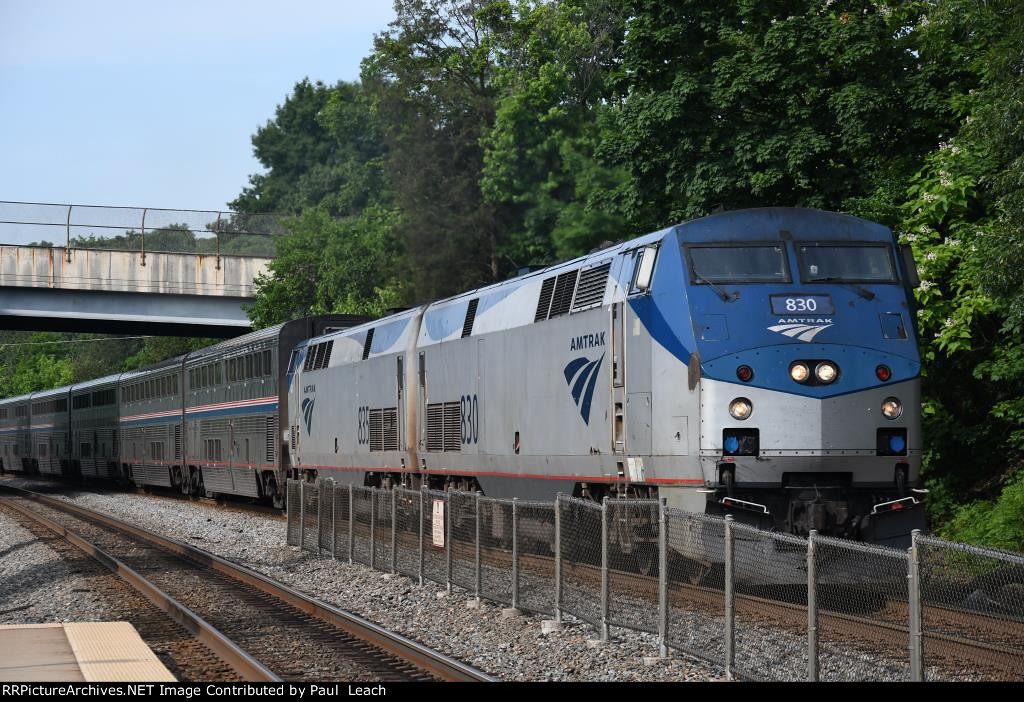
[0,1,395,225]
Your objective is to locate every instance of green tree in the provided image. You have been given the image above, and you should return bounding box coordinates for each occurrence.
[481,0,630,262]
[603,1,966,230]
[363,0,504,299]
[231,79,377,216]
[247,207,403,328]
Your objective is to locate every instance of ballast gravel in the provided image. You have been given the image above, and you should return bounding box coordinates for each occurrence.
[1,476,724,681]
[0,506,113,625]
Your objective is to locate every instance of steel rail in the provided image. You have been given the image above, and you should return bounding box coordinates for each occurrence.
[0,494,279,682]
[5,486,496,683]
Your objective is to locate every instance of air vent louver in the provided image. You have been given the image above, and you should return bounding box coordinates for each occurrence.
[462,298,479,338]
[266,416,277,462]
[572,262,611,312]
[535,277,556,322]
[362,328,375,360]
[548,270,579,319]
[426,402,462,452]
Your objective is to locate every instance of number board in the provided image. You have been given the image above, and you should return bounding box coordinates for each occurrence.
[770,294,835,315]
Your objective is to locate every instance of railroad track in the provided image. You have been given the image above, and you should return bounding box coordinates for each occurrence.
[0,474,286,520]
[0,486,495,683]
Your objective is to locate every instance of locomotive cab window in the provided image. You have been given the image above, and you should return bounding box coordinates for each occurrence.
[685,244,789,283]
[797,243,897,283]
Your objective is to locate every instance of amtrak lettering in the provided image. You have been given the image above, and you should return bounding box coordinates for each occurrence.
[569,332,606,351]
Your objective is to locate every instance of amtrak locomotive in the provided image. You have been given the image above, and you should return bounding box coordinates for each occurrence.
[288,208,925,547]
[0,208,924,546]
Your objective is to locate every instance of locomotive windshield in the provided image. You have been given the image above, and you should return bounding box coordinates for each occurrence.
[798,244,897,283]
[686,244,788,283]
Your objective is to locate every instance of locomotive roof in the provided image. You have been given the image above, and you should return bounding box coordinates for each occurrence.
[674,207,893,243]
[300,224,671,350]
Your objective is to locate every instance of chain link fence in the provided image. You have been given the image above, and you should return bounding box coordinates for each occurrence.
[286,480,1024,681]
[422,489,448,587]
[479,497,514,605]
[558,496,603,630]
[606,499,661,636]
[917,535,1024,681]
[0,200,281,258]
[394,487,422,580]
[664,509,728,668]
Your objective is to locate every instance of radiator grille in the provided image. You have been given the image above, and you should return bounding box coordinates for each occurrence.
[462,298,479,338]
[534,277,555,322]
[362,328,375,360]
[383,407,399,451]
[369,408,383,451]
[443,402,462,452]
[549,270,579,318]
[426,402,462,452]
[426,404,443,452]
[572,262,611,312]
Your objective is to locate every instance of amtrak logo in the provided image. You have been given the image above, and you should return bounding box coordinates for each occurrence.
[767,319,834,342]
[301,397,315,435]
[563,353,604,425]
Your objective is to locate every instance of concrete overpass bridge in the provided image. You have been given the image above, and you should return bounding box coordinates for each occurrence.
[0,201,278,337]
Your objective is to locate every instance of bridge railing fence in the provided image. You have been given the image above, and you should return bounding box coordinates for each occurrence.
[0,200,283,263]
[286,479,1024,682]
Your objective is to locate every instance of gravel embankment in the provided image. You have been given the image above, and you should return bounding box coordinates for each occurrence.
[0,505,114,624]
[1,476,724,681]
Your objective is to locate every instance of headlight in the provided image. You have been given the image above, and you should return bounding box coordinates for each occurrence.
[815,362,838,384]
[882,397,902,419]
[729,398,752,420]
[790,362,810,383]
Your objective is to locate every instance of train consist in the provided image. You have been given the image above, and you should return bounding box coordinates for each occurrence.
[0,316,364,508]
[0,208,925,545]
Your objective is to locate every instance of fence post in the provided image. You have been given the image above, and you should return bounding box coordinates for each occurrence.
[474,491,482,602]
[446,490,453,594]
[909,529,924,682]
[286,480,294,545]
[330,480,337,559]
[724,514,735,679]
[807,529,819,682]
[418,487,425,586]
[391,487,398,575]
[600,496,609,643]
[348,484,354,565]
[658,497,668,658]
[554,493,563,624]
[316,480,323,553]
[370,488,377,571]
[512,497,519,612]
[299,480,306,551]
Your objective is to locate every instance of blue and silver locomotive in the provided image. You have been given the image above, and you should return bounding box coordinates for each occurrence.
[289,208,924,546]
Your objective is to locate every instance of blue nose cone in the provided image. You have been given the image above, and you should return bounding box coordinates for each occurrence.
[724,436,740,454]
[889,435,906,453]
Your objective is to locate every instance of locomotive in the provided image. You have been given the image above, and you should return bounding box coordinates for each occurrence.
[0,208,925,546]
[287,208,925,547]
